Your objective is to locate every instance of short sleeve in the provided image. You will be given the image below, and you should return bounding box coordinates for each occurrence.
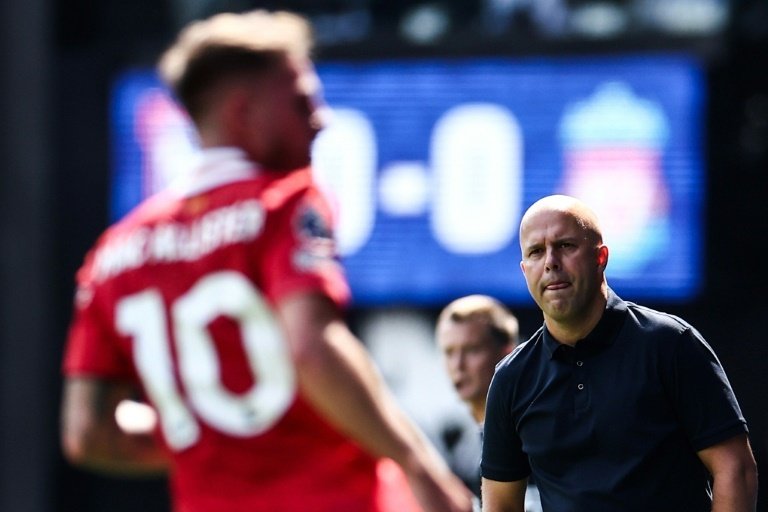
[481,368,531,482]
[668,328,747,451]
[260,183,350,309]
[62,264,135,379]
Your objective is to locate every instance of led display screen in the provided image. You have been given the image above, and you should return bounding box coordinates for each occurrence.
[110,55,705,306]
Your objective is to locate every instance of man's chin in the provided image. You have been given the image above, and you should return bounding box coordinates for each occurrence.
[456,388,476,403]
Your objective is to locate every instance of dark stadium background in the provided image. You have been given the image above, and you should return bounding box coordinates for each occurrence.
[1,0,766,510]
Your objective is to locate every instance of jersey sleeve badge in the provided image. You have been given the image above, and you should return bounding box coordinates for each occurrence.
[291,202,341,272]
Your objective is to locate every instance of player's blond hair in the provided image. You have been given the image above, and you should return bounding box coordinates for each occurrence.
[437,295,519,348]
[157,10,313,122]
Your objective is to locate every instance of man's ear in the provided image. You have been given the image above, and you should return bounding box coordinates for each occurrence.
[597,245,609,269]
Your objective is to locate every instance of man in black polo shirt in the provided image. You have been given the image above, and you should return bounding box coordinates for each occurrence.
[481,195,757,511]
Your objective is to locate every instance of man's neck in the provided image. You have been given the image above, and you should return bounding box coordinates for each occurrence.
[471,402,485,425]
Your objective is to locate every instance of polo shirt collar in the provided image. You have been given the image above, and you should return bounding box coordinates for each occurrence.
[542,288,628,360]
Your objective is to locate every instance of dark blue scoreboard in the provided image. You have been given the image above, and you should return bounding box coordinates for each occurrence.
[111,54,705,306]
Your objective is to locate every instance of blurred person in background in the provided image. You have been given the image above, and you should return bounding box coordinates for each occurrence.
[59,10,472,512]
[437,295,541,512]
[482,194,757,511]
[437,295,519,429]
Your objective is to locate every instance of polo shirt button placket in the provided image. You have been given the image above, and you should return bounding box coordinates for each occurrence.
[574,357,589,413]
[576,361,585,390]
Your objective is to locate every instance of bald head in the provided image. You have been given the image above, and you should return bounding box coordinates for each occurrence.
[520,195,603,250]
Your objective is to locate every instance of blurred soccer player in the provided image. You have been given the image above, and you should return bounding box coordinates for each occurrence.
[60,10,472,512]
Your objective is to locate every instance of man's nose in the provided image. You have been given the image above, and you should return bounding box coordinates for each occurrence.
[449,352,465,371]
[545,248,560,271]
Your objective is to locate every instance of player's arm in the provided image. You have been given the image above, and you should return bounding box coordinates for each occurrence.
[697,433,757,512]
[480,477,527,512]
[61,376,169,476]
[277,292,473,512]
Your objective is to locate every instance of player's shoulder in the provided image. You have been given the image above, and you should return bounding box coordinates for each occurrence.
[73,192,173,277]
[260,167,320,208]
[113,188,180,228]
[86,194,169,258]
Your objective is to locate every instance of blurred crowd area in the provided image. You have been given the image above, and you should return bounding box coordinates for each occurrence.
[56,0,768,52]
[169,0,733,44]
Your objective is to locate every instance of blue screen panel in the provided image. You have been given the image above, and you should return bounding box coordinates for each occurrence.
[110,55,705,306]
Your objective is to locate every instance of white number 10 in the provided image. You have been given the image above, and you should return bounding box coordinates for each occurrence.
[115,271,296,451]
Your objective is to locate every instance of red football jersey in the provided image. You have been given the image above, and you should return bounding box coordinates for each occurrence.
[63,148,414,512]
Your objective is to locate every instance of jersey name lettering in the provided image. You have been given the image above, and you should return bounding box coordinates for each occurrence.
[93,200,265,281]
